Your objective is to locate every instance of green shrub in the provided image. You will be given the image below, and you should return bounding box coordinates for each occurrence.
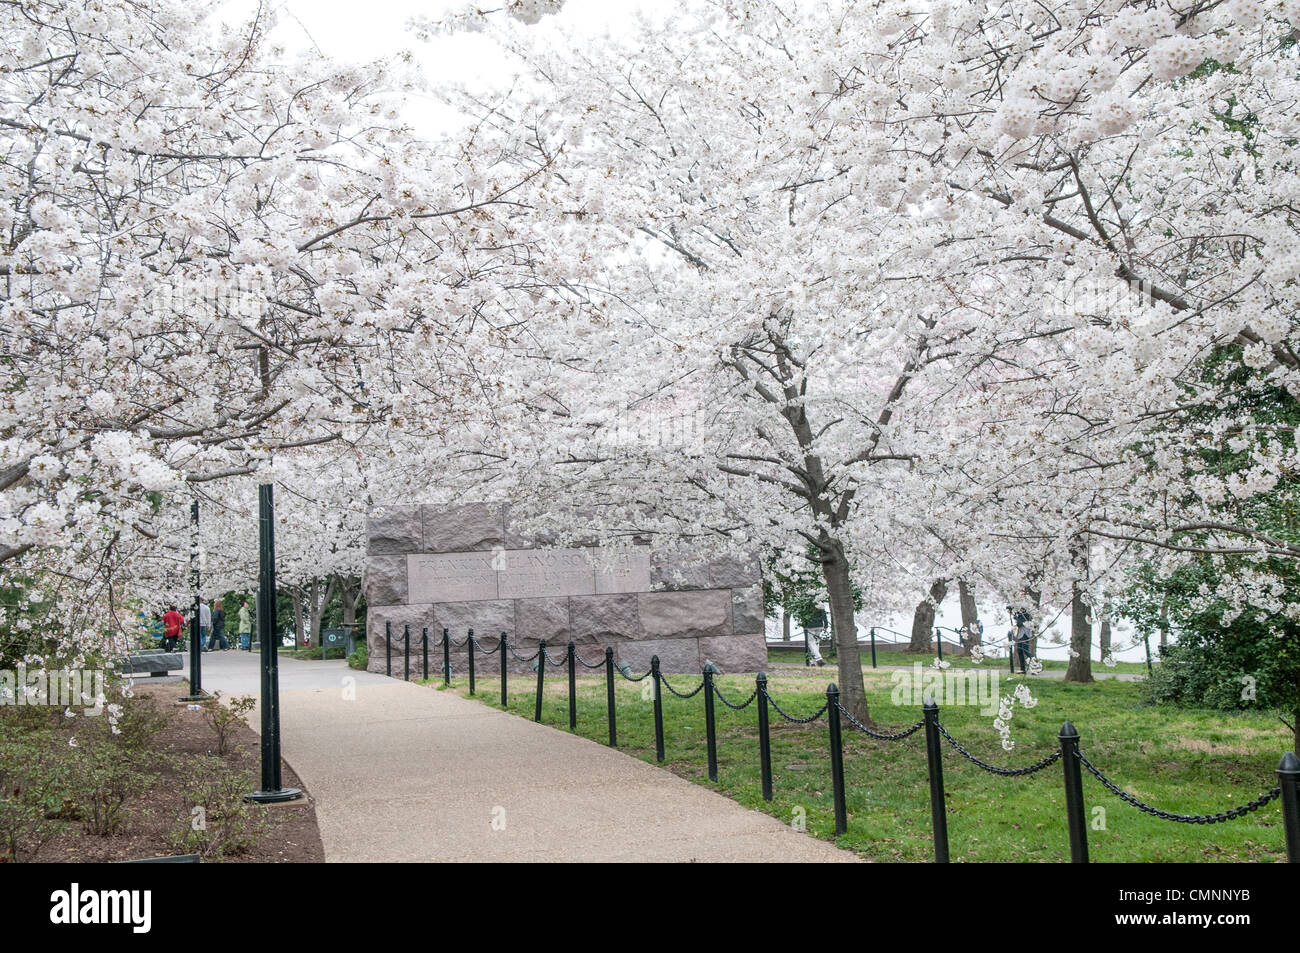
[0,737,68,860]
[200,692,256,757]
[166,757,268,859]
[111,690,170,752]
[347,644,368,670]
[1140,630,1294,712]
[296,645,347,660]
[64,744,155,836]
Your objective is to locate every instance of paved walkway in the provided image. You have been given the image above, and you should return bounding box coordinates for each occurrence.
[180,651,854,863]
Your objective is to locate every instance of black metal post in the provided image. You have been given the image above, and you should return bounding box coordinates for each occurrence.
[403,623,410,682]
[468,628,476,696]
[534,640,546,722]
[922,699,949,862]
[385,620,391,677]
[567,641,577,731]
[870,626,877,669]
[1059,721,1089,863]
[1279,751,1300,863]
[422,627,428,681]
[247,484,301,804]
[651,655,665,762]
[1009,636,1015,674]
[500,633,509,708]
[442,628,450,685]
[757,672,773,801]
[827,683,847,836]
[605,647,617,747]
[703,666,718,782]
[935,627,943,661]
[181,499,205,701]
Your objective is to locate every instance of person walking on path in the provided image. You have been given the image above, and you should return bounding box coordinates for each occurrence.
[162,605,184,652]
[144,611,164,648]
[198,600,211,653]
[237,598,253,651]
[208,599,229,651]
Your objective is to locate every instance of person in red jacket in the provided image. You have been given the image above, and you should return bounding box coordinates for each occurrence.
[162,605,184,652]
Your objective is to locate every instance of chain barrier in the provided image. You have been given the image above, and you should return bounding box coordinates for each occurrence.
[471,636,500,656]
[935,721,1060,775]
[762,688,827,724]
[506,641,541,663]
[712,684,757,710]
[659,673,704,699]
[574,650,606,669]
[1077,750,1282,824]
[835,702,924,741]
[424,632,1294,856]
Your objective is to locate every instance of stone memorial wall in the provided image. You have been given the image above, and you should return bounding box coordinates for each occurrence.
[363,503,766,675]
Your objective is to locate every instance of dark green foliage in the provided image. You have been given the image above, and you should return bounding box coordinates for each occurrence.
[347,644,369,670]
[1119,345,1300,744]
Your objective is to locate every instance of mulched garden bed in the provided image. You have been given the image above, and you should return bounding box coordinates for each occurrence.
[6,680,323,863]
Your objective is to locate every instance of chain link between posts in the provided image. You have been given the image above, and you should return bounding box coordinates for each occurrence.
[573,649,606,669]
[835,702,924,741]
[935,721,1060,775]
[712,684,757,710]
[658,673,704,699]
[1077,750,1282,823]
[761,688,827,724]
[505,641,540,663]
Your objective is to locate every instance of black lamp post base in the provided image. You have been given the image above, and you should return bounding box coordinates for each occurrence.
[245,787,303,804]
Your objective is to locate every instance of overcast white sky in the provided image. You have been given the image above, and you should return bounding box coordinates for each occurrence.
[222,2,663,89]
[215,0,672,133]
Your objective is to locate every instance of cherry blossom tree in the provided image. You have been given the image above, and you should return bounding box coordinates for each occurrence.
[413,0,1300,720]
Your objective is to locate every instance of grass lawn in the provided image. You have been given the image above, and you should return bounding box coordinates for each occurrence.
[426,665,1291,862]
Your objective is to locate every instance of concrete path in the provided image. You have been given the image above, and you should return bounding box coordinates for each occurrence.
[181,651,855,863]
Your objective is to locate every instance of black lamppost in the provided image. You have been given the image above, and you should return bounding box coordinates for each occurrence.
[247,483,302,804]
[180,499,207,702]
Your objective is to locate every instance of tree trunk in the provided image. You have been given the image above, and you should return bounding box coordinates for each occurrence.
[782,611,791,642]
[1099,609,1112,659]
[1066,581,1094,683]
[336,573,361,629]
[819,539,868,724]
[309,576,338,649]
[958,579,979,652]
[909,579,947,653]
[290,589,304,648]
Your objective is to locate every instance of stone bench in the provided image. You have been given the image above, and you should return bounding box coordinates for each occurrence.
[118,650,184,677]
